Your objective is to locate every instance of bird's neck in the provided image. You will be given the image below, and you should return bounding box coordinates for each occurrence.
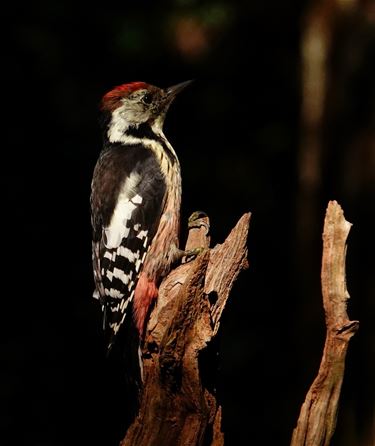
[104,113,158,143]
[104,108,165,144]
[103,118,180,174]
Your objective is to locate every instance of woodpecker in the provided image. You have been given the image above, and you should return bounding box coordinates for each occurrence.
[91,80,193,351]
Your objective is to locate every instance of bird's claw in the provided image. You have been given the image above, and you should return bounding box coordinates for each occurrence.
[184,246,205,260]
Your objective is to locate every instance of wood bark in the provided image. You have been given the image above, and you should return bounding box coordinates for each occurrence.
[291,201,359,446]
[121,212,250,446]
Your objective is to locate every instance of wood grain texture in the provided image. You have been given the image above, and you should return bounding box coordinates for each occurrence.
[121,212,251,446]
[291,201,359,446]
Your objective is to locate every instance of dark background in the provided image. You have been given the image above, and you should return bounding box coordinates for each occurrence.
[2,0,374,445]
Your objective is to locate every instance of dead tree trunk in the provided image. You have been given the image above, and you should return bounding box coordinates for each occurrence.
[121,212,251,446]
[291,201,359,446]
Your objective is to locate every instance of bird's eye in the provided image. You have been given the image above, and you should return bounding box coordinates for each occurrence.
[142,93,153,104]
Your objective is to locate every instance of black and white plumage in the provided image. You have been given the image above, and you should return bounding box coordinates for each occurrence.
[91,81,191,350]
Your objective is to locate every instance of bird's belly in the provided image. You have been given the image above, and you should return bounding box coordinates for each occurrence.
[143,211,180,280]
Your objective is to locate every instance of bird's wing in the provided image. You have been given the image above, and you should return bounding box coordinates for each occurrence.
[91,144,166,343]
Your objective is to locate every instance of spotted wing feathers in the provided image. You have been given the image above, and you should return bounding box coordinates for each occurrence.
[91,144,166,348]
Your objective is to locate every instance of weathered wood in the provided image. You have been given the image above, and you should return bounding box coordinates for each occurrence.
[291,201,359,446]
[121,212,251,446]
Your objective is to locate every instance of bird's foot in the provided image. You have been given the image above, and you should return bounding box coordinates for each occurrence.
[183,246,205,261]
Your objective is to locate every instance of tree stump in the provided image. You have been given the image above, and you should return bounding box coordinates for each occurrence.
[121,212,251,446]
[291,201,359,446]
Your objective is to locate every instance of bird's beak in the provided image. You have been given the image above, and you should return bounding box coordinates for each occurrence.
[165,80,193,102]
[155,80,193,128]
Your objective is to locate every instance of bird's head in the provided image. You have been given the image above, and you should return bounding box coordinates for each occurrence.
[101,81,192,139]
